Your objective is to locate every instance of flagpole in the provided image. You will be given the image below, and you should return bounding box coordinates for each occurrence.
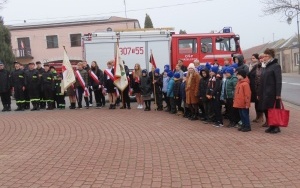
[151,50,157,111]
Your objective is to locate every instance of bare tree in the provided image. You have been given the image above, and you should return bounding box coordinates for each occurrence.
[261,0,300,15]
[0,0,8,9]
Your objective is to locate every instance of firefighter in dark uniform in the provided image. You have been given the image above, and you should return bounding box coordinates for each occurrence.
[0,61,12,112]
[50,66,58,108]
[36,61,46,109]
[41,63,54,110]
[55,73,65,109]
[26,62,41,111]
[11,61,26,111]
[20,64,30,109]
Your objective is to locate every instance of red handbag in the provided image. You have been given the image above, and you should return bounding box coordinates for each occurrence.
[267,100,290,127]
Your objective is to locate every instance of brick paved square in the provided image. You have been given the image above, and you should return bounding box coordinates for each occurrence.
[0,102,300,187]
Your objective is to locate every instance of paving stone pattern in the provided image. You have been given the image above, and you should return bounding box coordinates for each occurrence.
[0,103,300,188]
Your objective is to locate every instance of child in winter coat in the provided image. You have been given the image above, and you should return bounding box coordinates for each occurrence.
[173,72,183,115]
[140,69,152,111]
[224,67,239,128]
[181,72,190,117]
[233,69,252,132]
[207,66,223,127]
[166,71,176,114]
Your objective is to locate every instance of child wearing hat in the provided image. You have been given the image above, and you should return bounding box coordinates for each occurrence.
[224,67,240,128]
[162,69,170,111]
[152,68,163,111]
[181,72,190,118]
[173,72,183,115]
[140,69,152,111]
[207,66,223,127]
[167,71,176,114]
[233,69,251,132]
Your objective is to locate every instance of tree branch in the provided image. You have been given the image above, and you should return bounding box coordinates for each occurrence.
[260,0,300,15]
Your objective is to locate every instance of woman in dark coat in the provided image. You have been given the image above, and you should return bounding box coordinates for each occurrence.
[248,53,264,124]
[258,48,282,134]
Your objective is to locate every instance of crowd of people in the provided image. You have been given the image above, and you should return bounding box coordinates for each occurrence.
[0,48,282,133]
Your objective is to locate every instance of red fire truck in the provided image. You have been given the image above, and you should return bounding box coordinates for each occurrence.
[83,27,242,71]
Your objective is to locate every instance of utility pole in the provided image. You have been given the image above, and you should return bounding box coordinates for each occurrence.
[124,0,128,29]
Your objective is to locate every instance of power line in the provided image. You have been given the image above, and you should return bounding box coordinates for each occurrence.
[6,0,213,23]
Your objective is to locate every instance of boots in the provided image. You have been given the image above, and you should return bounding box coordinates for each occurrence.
[70,103,76,109]
[31,102,40,111]
[46,102,54,110]
[2,105,7,112]
[15,104,21,111]
[6,104,11,111]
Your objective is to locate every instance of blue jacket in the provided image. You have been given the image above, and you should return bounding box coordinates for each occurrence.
[162,76,169,93]
[167,78,175,97]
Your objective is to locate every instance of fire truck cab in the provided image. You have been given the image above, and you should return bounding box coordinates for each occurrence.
[170,27,242,69]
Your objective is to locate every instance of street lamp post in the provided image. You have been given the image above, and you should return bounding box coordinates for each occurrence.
[286,5,300,74]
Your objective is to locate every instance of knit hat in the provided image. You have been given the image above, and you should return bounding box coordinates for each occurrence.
[231,63,238,69]
[0,61,3,65]
[236,69,247,78]
[164,64,170,71]
[183,72,187,77]
[142,69,147,74]
[211,66,219,74]
[154,68,160,74]
[205,62,212,71]
[174,72,180,79]
[221,67,227,74]
[187,63,195,69]
[225,67,234,75]
[167,71,174,78]
[44,63,50,67]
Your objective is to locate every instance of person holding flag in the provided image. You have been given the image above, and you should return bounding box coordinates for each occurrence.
[113,40,129,109]
[75,62,89,109]
[62,47,76,109]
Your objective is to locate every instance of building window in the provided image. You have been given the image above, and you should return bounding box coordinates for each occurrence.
[70,34,82,47]
[294,53,299,66]
[179,39,197,54]
[46,35,58,48]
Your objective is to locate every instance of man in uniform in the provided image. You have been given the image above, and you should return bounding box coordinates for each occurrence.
[0,61,12,112]
[20,64,30,109]
[26,62,40,111]
[36,61,46,109]
[11,61,26,111]
[41,63,54,110]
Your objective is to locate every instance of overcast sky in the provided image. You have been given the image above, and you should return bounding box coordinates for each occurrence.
[0,0,296,49]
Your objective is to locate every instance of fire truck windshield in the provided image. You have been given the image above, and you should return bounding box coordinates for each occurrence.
[215,37,237,52]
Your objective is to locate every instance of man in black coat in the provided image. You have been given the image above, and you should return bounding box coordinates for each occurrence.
[11,62,26,111]
[41,63,55,110]
[0,61,11,112]
[36,61,46,109]
[258,48,282,134]
[26,62,41,111]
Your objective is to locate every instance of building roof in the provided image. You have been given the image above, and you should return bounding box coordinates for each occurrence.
[6,16,140,30]
[243,39,286,61]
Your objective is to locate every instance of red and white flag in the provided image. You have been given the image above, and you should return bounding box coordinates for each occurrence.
[149,51,157,69]
[113,40,128,91]
[62,49,76,90]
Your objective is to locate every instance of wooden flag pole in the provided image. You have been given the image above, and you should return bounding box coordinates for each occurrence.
[151,50,157,111]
